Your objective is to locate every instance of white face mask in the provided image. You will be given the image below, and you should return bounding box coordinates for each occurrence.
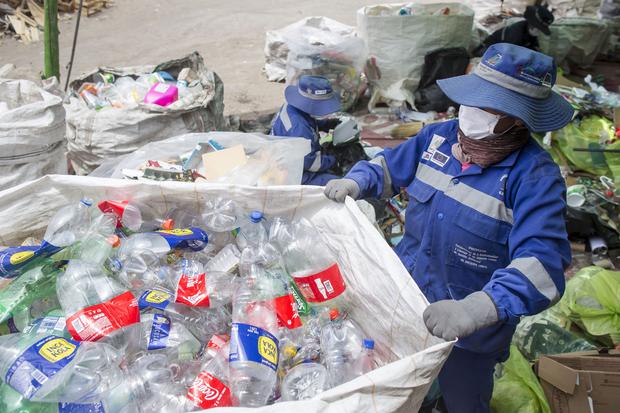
[528,26,541,37]
[458,105,510,140]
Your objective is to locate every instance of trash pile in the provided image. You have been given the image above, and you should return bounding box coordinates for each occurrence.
[65,52,226,175]
[0,196,382,411]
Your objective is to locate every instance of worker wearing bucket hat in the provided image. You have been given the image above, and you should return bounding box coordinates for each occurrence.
[325,44,573,412]
[271,75,341,186]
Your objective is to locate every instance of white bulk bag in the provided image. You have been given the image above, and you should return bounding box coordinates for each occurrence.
[0,175,453,413]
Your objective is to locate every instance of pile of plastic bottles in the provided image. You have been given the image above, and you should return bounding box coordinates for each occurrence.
[0,197,376,412]
[77,67,198,110]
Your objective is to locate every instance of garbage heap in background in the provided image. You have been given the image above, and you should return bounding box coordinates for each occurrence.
[65,52,226,176]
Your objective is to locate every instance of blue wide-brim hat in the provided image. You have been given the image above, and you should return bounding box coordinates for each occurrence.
[437,43,574,133]
[285,75,341,117]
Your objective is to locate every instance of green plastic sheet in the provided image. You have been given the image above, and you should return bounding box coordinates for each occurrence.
[560,266,620,345]
[491,345,551,413]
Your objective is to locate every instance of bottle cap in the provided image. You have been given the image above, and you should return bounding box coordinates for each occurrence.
[106,235,121,248]
[80,198,93,207]
[363,338,375,350]
[249,211,263,223]
[329,308,340,321]
[162,218,175,231]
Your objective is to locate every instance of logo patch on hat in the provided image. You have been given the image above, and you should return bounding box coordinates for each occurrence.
[486,53,502,66]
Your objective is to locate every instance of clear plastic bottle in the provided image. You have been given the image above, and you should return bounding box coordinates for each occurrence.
[353,339,376,376]
[138,313,201,360]
[281,362,328,401]
[185,341,233,410]
[320,308,364,388]
[235,211,268,251]
[44,198,94,248]
[229,274,280,407]
[169,258,235,308]
[202,198,243,233]
[0,332,126,403]
[56,260,140,352]
[272,218,347,308]
[97,200,174,232]
[205,243,241,274]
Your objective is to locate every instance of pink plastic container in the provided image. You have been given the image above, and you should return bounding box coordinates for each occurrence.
[143,82,179,106]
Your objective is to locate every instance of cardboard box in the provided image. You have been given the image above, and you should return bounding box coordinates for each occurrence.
[537,351,620,413]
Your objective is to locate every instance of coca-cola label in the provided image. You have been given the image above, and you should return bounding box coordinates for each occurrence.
[66,291,140,341]
[6,335,80,399]
[207,334,228,351]
[138,289,172,311]
[175,273,210,307]
[229,322,279,372]
[293,263,346,303]
[272,294,302,329]
[186,371,232,409]
[147,314,171,350]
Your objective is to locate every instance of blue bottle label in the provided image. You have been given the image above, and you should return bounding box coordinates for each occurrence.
[0,242,62,279]
[148,314,171,350]
[138,289,172,311]
[6,335,80,399]
[229,322,279,372]
[58,401,106,413]
[153,227,208,251]
[24,316,67,335]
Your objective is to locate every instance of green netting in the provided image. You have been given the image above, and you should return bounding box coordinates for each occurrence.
[491,345,551,413]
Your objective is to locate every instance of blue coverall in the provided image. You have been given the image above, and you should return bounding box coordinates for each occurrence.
[346,119,571,412]
[271,103,340,186]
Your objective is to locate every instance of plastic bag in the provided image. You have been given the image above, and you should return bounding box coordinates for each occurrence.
[491,345,551,413]
[357,2,474,109]
[551,116,614,177]
[90,132,310,186]
[0,78,67,191]
[559,266,620,346]
[65,52,225,175]
[512,307,597,362]
[0,174,452,413]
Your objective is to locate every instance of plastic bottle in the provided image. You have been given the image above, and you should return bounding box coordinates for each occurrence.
[56,260,140,352]
[229,274,280,407]
[138,313,201,360]
[353,339,376,376]
[202,198,243,232]
[205,243,240,274]
[0,332,126,403]
[97,200,174,232]
[168,258,235,308]
[186,341,232,410]
[235,211,268,251]
[272,218,347,307]
[281,362,328,401]
[320,308,364,388]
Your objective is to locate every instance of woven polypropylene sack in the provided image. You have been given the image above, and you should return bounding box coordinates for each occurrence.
[0,175,453,413]
[65,52,225,175]
[357,2,474,109]
[0,78,67,191]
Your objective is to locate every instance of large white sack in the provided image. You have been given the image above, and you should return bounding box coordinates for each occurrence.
[357,2,474,109]
[0,78,67,191]
[90,132,311,186]
[65,52,226,176]
[264,17,356,82]
[0,175,453,413]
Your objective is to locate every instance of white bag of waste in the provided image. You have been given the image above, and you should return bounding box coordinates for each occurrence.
[0,78,67,191]
[0,175,453,413]
[357,2,474,110]
[90,132,311,186]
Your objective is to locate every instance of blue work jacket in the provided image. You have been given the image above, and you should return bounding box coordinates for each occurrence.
[271,104,338,185]
[347,119,571,354]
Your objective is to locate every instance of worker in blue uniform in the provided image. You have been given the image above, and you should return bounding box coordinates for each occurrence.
[271,75,341,186]
[325,43,574,412]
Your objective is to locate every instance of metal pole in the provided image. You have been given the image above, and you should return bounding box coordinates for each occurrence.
[64,0,84,92]
[43,0,60,80]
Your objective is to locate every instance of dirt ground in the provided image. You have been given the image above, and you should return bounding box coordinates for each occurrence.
[0,0,390,115]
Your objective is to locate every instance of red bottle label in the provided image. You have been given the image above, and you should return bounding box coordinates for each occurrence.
[186,371,232,409]
[66,291,139,341]
[97,200,129,228]
[273,294,302,329]
[175,273,210,307]
[293,263,346,303]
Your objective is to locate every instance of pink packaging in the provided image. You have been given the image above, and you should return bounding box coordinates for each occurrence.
[143,82,179,106]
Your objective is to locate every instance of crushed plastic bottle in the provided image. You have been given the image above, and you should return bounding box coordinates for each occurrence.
[320,308,364,387]
[281,362,328,401]
[236,211,268,251]
[139,313,201,360]
[169,259,235,308]
[186,340,232,410]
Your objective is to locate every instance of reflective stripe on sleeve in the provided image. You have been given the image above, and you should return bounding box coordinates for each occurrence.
[308,152,322,172]
[370,156,393,198]
[507,257,560,303]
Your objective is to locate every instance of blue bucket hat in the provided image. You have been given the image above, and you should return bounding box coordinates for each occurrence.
[437,43,574,133]
[285,75,341,117]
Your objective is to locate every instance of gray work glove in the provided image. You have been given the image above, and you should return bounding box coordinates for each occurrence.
[324,179,360,203]
[423,291,499,341]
